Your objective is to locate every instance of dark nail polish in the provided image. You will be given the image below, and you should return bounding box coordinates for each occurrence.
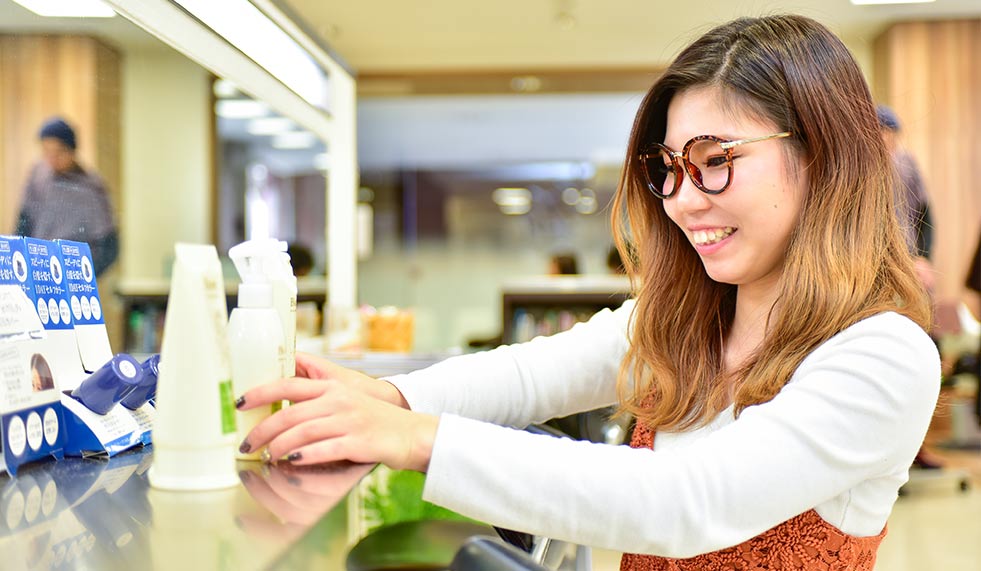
[235,396,246,409]
[286,452,302,462]
[238,470,253,483]
[286,475,302,486]
[239,441,251,454]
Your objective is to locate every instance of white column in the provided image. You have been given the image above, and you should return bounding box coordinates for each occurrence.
[326,67,358,311]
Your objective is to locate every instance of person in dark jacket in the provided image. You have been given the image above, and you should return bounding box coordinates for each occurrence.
[15,117,118,275]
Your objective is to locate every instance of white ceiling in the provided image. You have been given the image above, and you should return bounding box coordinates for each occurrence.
[3,1,978,173]
[285,0,981,71]
[290,0,981,171]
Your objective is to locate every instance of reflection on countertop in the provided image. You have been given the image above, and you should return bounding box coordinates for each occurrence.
[0,447,374,571]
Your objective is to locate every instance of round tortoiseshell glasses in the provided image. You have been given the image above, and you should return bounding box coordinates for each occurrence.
[638,132,792,199]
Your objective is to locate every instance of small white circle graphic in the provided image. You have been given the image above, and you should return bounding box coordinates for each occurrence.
[48,299,59,325]
[71,296,82,320]
[81,296,92,320]
[12,251,28,283]
[8,416,27,456]
[43,407,59,446]
[26,412,43,451]
[37,299,49,324]
[50,256,63,285]
[81,256,93,282]
[119,360,138,379]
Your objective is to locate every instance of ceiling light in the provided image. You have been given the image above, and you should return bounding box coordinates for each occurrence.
[272,131,317,149]
[561,187,580,206]
[174,0,329,109]
[575,196,597,215]
[492,188,532,207]
[247,117,295,136]
[10,0,114,17]
[215,99,269,119]
[849,0,935,4]
[314,153,330,171]
[500,203,532,216]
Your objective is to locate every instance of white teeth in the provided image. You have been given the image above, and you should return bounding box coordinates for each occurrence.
[692,227,735,246]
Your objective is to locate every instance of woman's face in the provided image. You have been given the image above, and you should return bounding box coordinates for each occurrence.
[661,87,807,295]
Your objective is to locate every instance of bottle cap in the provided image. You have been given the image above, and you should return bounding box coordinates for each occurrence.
[120,354,161,410]
[71,354,144,415]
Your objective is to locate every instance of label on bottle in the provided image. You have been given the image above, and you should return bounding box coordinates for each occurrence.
[218,379,236,435]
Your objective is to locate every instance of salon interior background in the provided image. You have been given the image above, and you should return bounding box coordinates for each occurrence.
[0,0,978,351]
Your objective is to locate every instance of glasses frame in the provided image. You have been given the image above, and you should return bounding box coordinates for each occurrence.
[639,131,792,199]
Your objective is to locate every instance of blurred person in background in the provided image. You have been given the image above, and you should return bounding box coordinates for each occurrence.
[15,117,118,275]
[878,105,945,469]
[549,252,579,275]
[966,232,981,424]
[878,105,934,293]
[607,244,626,274]
[287,242,315,277]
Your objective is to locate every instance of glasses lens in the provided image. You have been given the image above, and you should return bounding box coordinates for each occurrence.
[643,148,677,197]
[687,139,730,192]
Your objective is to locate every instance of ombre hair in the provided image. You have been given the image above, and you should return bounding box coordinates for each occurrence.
[612,15,931,431]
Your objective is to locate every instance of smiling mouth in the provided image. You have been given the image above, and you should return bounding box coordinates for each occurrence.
[692,227,736,246]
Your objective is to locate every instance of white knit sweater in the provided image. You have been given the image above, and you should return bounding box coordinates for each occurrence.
[386,303,940,557]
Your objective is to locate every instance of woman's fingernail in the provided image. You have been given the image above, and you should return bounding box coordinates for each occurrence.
[238,470,253,483]
[287,452,302,462]
[239,441,251,454]
[235,396,246,409]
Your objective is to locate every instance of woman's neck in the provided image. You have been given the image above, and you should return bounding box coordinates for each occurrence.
[726,277,782,371]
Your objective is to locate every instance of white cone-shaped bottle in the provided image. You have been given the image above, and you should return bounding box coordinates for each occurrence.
[149,244,238,490]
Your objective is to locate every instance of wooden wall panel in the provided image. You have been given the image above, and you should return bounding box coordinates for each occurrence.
[874,20,981,303]
[0,35,121,234]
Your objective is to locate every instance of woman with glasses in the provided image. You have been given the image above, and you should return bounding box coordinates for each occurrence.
[237,14,938,569]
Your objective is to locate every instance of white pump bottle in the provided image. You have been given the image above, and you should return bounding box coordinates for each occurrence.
[228,247,287,461]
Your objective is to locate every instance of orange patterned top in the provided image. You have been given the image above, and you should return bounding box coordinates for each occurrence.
[619,420,886,571]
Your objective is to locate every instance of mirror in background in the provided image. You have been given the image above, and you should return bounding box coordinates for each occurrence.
[213,79,328,277]
[0,1,327,354]
[0,0,209,352]
[355,93,641,352]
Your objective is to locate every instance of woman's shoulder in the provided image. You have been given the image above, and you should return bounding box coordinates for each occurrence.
[800,311,939,382]
[829,311,932,346]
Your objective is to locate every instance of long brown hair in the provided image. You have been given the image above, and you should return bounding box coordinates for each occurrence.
[612,15,931,431]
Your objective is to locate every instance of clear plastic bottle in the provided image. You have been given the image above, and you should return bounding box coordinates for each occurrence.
[227,281,285,461]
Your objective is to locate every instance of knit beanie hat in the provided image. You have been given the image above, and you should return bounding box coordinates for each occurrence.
[876,105,901,132]
[39,117,77,150]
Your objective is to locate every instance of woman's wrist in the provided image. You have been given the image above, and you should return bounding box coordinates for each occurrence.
[404,413,439,472]
[381,380,411,409]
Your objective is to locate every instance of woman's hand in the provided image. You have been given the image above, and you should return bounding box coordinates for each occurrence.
[237,461,373,532]
[293,353,409,409]
[236,378,438,472]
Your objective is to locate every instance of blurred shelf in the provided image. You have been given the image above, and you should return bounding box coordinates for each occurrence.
[502,275,631,344]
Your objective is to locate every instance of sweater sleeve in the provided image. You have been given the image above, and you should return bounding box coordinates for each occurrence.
[386,300,633,427]
[421,312,940,557]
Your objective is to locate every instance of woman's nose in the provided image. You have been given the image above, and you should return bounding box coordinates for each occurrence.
[673,167,712,212]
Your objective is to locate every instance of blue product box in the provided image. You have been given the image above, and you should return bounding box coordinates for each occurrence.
[56,240,112,373]
[0,285,67,475]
